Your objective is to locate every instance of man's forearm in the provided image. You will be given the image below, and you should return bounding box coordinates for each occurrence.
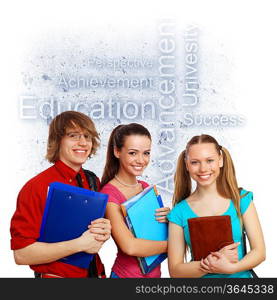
[14,238,83,265]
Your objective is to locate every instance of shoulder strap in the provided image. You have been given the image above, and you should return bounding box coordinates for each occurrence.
[83,169,105,277]
[239,188,258,278]
[83,169,98,192]
[242,230,258,278]
[239,187,250,198]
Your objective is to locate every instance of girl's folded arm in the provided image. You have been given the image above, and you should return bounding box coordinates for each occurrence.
[232,202,266,273]
[105,202,167,257]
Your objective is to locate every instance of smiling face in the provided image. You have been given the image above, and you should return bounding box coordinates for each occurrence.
[114,135,151,177]
[59,127,92,172]
[185,143,223,187]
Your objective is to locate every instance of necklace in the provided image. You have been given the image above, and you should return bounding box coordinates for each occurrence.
[114,175,139,187]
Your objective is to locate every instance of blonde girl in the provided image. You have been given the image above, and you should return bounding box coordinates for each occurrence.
[167,134,265,278]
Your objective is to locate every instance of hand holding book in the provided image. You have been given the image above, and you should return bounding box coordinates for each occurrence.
[188,215,235,261]
[155,206,171,223]
[188,215,240,274]
[199,250,239,274]
[217,242,240,263]
[121,185,168,274]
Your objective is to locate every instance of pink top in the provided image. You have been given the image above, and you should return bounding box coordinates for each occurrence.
[100,181,161,278]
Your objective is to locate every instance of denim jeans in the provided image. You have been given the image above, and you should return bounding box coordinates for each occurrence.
[110,271,120,278]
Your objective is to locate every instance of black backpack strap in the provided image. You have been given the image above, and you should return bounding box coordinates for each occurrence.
[83,169,106,278]
[240,189,258,278]
[242,229,258,278]
[83,169,98,191]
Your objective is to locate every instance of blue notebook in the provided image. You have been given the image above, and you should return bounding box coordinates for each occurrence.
[38,181,108,269]
[121,185,168,274]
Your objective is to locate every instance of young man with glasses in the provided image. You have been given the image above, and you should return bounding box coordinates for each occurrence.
[10,111,111,278]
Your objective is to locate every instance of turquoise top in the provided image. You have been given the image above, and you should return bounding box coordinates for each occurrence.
[167,189,253,278]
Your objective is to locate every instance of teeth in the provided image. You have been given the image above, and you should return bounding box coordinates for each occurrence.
[74,150,86,153]
[199,175,210,179]
[133,166,143,170]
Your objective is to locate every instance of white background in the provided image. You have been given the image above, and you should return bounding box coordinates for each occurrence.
[0,0,276,278]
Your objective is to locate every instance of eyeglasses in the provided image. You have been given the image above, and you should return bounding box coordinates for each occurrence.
[66,132,92,142]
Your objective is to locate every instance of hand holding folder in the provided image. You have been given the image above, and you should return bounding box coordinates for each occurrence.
[121,185,168,274]
[38,182,108,268]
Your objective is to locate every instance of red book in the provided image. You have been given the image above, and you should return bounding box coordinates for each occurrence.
[188,215,234,261]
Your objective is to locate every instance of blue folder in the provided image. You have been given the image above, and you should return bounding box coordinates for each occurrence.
[121,185,168,274]
[38,181,108,269]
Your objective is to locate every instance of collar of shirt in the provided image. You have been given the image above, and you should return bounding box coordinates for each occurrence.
[54,160,86,186]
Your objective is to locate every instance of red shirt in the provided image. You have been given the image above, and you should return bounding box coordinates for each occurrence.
[10,160,102,278]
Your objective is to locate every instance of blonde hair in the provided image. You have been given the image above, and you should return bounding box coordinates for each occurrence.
[173,134,242,222]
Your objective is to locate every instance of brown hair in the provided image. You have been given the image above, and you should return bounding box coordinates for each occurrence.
[173,134,242,220]
[46,111,100,163]
[101,123,151,188]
